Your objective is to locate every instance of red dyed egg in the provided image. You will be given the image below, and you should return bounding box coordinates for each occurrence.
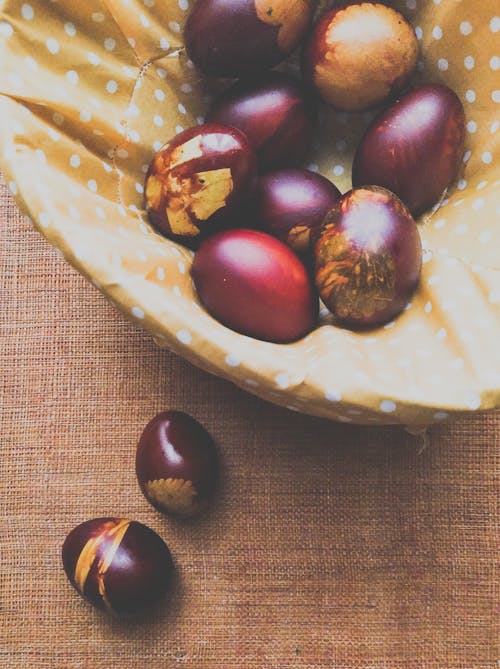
[303,2,419,111]
[254,168,341,254]
[207,73,316,171]
[185,0,316,79]
[192,228,318,342]
[314,186,422,329]
[144,124,256,242]
[62,518,173,617]
[352,83,466,217]
[136,411,218,517]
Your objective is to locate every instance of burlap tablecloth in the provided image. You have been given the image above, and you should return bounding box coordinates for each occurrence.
[1,175,498,667]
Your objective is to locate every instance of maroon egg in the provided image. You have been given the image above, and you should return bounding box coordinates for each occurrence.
[314,186,422,329]
[185,0,316,79]
[62,518,173,617]
[207,73,316,171]
[352,84,466,217]
[136,411,218,517]
[144,124,256,243]
[254,168,341,254]
[303,3,419,111]
[192,228,318,342]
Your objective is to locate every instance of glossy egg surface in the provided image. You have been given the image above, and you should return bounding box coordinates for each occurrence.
[207,73,316,171]
[145,124,256,242]
[136,411,218,517]
[352,83,466,217]
[185,0,315,78]
[192,228,318,342]
[62,518,173,617]
[303,2,419,111]
[314,186,422,328]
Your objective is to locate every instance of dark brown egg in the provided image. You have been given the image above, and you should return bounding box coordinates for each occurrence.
[144,124,256,243]
[206,73,316,171]
[192,228,318,342]
[254,168,341,254]
[62,518,173,617]
[184,0,315,79]
[303,2,418,111]
[352,83,466,217]
[136,411,218,517]
[314,186,422,329]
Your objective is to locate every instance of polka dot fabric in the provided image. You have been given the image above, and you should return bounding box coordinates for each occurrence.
[0,0,499,430]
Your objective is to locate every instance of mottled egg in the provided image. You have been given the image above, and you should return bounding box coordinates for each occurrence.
[136,411,218,517]
[303,2,419,111]
[62,518,173,617]
[314,186,422,328]
[144,124,256,243]
[185,0,316,79]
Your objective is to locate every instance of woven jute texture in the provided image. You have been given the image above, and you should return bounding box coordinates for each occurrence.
[1,175,498,668]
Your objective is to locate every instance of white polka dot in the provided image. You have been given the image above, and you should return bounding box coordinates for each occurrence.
[39,211,50,228]
[128,37,136,48]
[325,389,342,402]
[21,4,34,20]
[160,37,170,51]
[436,328,447,341]
[178,261,186,274]
[465,392,481,410]
[437,58,448,71]
[476,180,489,191]
[462,150,472,163]
[275,372,290,389]
[154,115,164,127]
[117,148,129,159]
[140,13,150,27]
[80,109,92,122]
[465,90,476,103]
[427,275,439,286]
[96,206,106,220]
[432,26,442,40]
[154,88,165,101]
[490,16,500,33]
[492,90,500,103]
[225,354,240,367]
[87,52,101,65]
[64,22,76,36]
[457,178,467,190]
[153,140,163,152]
[406,0,416,9]
[414,25,423,40]
[0,22,14,38]
[24,56,38,72]
[454,223,468,235]
[176,329,192,344]
[433,218,446,229]
[466,120,477,133]
[488,289,500,304]
[460,21,472,35]
[70,154,81,168]
[168,21,181,32]
[175,125,184,134]
[490,56,500,71]
[424,301,432,313]
[92,12,105,22]
[433,411,448,420]
[333,165,344,176]
[106,80,118,94]
[464,56,475,70]
[380,400,396,413]
[104,37,116,51]
[472,197,485,210]
[179,0,189,9]
[180,83,193,94]
[66,70,79,85]
[46,38,60,54]
[178,103,187,115]
[482,152,493,164]
[8,181,18,195]
[131,306,145,319]
[88,179,98,192]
